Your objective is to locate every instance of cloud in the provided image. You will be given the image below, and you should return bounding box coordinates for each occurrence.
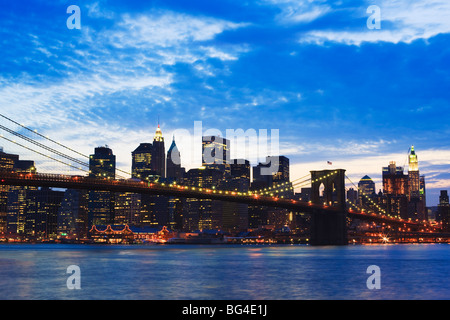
[106,11,247,50]
[86,1,116,19]
[0,73,173,126]
[0,8,251,130]
[260,0,331,24]
[299,0,450,45]
[280,139,394,158]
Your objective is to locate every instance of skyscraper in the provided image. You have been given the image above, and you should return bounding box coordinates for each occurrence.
[438,190,450,229]
[114,191,141,226]
[222,159,251,232]
[407,146,426,220]
[166,136,185,183]
[152,124,166,178]
[358,175,375,206]
[383,161,408,195]
[131,143,154,180]
[2,150,37,237]
[202,136,230,174]
[382,161,408,219]
[253,156,290,188]
[58,189,89,239]
[408,146,420,198]
[166,136,185,230]
[89,146,115,179]
[183,167,223,231]
[88,146,116,227]
[25,187,64,239]
[0,148,17,234]
[250,155,292,230]
[347,188,358,205]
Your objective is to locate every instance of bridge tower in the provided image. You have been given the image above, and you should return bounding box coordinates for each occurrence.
[309,169,348,245]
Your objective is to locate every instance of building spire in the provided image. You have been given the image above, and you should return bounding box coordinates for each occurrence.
[409,145,418,172]
[154,127,163,141]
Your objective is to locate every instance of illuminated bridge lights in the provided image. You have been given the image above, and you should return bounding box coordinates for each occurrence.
[0,171,438,232]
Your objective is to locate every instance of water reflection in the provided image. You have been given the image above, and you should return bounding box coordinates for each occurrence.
[0,244,449,299]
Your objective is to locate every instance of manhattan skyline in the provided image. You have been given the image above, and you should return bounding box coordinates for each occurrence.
[0,0,449,206]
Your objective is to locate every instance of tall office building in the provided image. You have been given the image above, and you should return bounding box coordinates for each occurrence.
[358,175,375,206]
[166,136,185,183]
[0,148,18,171]
[132,124,169,228]
[228,159,251,191]
[383,162,408,195]
[3,151,37,237]
[407,146,426,220]
[253,156,290,187]
[131,124,167,181]
[222,159,251,232]
[25,187,64,239]
[89,146,115,179]
[202,136,230,175]
[152,124,166,178]
[382,161,408,219]
[114,190,141,226]
[408,146,420,198]
[58,189,89,239]
[131,143,154,180]
[271,156,290,183]
[1,150,61,240]
[420,176,426,204]
[0,148,17,234]
[438,190,450,229]
[183,167,223,231]
[347,188,358,205]
[165,136,185,230]
[88,146,116,227]
[250,155,292,230]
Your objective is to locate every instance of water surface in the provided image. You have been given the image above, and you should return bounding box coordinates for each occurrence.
[0,243,449,300]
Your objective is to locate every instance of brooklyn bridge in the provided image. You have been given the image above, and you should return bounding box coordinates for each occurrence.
[0,113,446,245]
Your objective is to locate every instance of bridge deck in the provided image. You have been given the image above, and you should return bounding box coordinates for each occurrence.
[0,171,333,213]
[0,171,432,229]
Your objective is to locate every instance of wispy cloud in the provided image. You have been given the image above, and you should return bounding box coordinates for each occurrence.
[0,73,173,127]
[110,12,247,47]
[0,7,250,127]
[300,0,450,45]
[260,0,332,24]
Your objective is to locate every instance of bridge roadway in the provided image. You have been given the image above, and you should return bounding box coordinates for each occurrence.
[0,171,425,228]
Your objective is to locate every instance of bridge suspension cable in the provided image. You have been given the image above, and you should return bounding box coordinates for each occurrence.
[0,113,132,178]
[345,175,388,216]
[0,123,88,169]
[0,126,129,179]
[0,113,88,159]
[251,173,310,195]
[0,134,90,173]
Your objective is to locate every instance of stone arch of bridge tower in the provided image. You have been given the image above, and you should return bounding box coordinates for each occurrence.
[310,169,346,210]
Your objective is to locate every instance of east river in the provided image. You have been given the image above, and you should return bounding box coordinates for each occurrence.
[0,243,449,300]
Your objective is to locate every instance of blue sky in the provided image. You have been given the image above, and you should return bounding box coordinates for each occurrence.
[0,0,450,205]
